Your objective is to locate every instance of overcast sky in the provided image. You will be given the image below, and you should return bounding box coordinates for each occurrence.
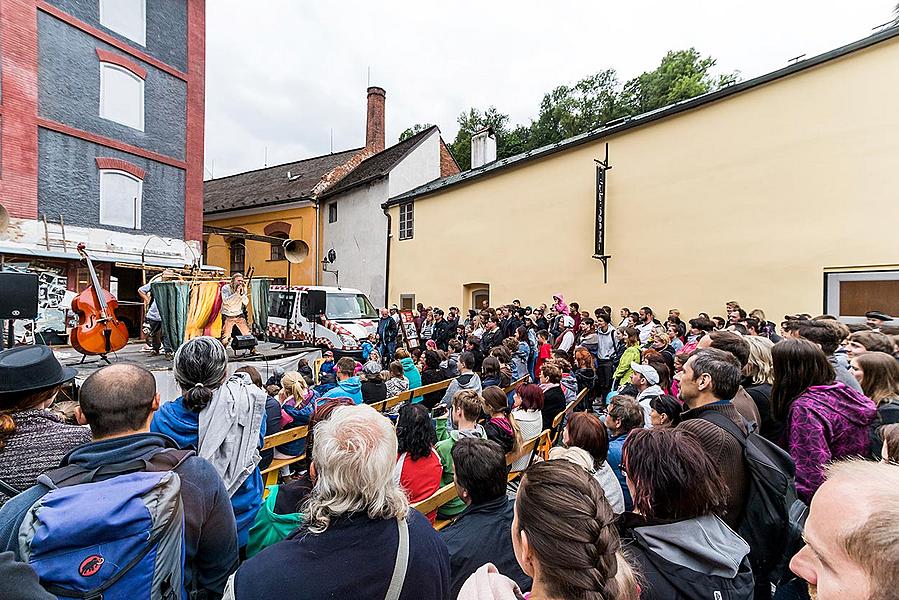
[203,0,896,179]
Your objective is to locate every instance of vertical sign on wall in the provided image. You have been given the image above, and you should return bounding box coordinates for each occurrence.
[592,143,612,283]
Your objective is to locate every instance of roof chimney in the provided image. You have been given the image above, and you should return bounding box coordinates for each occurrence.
[470,127,497,169]
[365,86,386,153]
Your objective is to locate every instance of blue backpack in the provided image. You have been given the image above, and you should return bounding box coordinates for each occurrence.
[19,449,193,600]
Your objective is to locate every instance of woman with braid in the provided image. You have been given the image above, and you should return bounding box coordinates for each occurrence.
[457,460,638,599]
[619,428,754,599]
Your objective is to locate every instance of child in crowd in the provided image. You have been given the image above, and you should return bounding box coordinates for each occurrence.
[318,351,335,380]
[385,360,410,397]
[535,330,552,376]
[361,334,376,362]
[296,358,314,386]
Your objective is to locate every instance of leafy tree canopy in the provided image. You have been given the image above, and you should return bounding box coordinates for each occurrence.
[431,48,739,170]
[399,123,435,141]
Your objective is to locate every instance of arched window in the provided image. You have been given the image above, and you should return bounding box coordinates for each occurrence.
[230,240,246,275]
[99,169,142,229]
[100,62,144,131]
[270,232,288,261]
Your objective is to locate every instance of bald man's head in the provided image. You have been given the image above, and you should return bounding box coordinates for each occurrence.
[78,364,159,439]
[790,460,899,600]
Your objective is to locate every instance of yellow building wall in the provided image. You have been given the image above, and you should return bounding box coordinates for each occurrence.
[205,206,317,284]
[388,38,899,321]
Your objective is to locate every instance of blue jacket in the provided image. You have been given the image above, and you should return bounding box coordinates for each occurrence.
[151,399,264,548]
[0,433,238,596]
[321,376,363,405]
[361,341,374,361]
[234,510,449,600]
[400,357,422,389]
[607,432,632,511]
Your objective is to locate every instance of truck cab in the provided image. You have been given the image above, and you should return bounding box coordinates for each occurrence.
[267,285,378,355]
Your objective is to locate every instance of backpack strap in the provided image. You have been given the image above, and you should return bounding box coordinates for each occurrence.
[40,448,196,490]
[384,515,410,600]
[0,478,20,498]
[699,409,749,448]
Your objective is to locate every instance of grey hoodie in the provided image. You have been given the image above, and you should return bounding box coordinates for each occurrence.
[626,514,754,599]
[441,372,482,407]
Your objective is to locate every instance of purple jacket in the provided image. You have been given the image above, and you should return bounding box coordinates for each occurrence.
[785,383,876,502]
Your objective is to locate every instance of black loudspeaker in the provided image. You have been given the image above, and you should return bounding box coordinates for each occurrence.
[307,289,327,316]
[0,272,39,320]
[231,335,258,350]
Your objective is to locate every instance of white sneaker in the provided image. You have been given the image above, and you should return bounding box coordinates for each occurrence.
[140,345,153,352]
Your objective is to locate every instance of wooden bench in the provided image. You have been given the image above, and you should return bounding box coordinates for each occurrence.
[503,375,529,395]
[412,429,551,530]
[548,388,587,446]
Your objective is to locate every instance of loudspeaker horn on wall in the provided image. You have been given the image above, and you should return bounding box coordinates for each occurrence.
[283,239,309,264]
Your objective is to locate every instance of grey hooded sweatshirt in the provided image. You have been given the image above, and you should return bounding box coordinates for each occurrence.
[622,513,754,600]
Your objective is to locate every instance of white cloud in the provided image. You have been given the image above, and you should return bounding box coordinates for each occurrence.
[204,0,896,178]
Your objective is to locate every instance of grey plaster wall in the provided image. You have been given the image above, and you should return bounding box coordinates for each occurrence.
[38,11,187,161]
[38,128,185,238]
[43,0,188,71]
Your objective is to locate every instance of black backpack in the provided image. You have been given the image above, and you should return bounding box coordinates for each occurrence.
[700,411,800,584]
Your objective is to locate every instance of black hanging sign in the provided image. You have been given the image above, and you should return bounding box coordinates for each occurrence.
[593,143,612,283]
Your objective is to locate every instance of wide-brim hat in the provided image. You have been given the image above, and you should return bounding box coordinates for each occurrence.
[0,346,77,396]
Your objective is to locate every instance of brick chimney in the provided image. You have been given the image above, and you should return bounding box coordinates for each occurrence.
[365,86,386,153]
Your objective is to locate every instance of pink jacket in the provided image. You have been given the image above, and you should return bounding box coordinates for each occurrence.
[457,564,526,600]
[552,293,569,316]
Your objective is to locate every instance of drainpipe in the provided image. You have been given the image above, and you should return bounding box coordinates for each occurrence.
[314,201,320,285]
[382,205,392,307]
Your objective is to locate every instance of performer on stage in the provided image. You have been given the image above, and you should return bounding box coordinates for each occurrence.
[221,273,251,348]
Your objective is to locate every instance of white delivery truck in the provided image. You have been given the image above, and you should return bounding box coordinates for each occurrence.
[266,285,379,356]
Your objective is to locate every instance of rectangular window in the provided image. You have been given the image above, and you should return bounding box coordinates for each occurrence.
[825,270,899,318]
[99,0,146,46]
[100,63,145,131]
[399,202,413,240]
[270,241,286,261]
[99,170,142,229]
[328,203,337,223]
[230,242,245,275]
[400,294,415,310]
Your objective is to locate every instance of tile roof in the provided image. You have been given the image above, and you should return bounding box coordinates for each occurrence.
[384,25,899,207]
[204,148,361,214]
[318,126,438,199]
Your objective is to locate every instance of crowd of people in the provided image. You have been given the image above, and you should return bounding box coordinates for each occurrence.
[0,296,898,600]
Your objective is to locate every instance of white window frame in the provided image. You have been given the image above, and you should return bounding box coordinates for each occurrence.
[328,202,338,223]
[99,0,147,47]
[99,63,145,131]
[399,202,414,240]
[99,169,143,229]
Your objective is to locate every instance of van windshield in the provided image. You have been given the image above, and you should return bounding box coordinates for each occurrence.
[326,293,378,320]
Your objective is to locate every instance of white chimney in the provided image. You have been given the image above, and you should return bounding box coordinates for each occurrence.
[470,127,497,169]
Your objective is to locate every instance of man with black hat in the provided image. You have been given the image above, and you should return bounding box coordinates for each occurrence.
[0,346,91,507]
[865,310,893,331]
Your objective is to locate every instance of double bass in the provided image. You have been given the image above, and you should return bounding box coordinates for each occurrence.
[70,243,129,357]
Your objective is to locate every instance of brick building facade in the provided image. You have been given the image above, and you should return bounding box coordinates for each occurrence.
[0,0,204,340]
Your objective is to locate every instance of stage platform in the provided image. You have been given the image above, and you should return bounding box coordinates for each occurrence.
[53,341,322,400]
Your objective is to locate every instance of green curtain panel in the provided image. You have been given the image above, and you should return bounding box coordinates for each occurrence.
[250,278,270,334]
[152,281,190,350]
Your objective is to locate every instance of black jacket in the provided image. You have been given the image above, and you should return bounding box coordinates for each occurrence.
[361,379,389,405]
[259,396,283,470]
[440,495,531,599]
[480,328,504,353]
[377,317,398,344]
[420,368,449,409]
[541,385,567,432]
[433,319,453,350]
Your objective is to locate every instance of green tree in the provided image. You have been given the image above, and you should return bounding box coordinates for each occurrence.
[398,124,434,142]
[619,48,739,115]
[447,107,511,170]
[446,48,740,168]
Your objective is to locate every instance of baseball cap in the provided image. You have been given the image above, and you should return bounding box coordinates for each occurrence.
[630,362,660,385]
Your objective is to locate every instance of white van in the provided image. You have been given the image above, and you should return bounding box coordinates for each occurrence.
[267,285,379,355]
